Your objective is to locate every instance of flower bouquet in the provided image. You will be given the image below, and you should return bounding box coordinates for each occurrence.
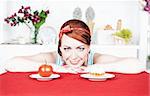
[4,6,49,44]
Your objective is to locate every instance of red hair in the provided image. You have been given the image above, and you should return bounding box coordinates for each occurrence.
[58,19,91,56]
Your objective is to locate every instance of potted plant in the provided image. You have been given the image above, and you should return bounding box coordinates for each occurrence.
[112,29,132,44]
[4,6,49,44]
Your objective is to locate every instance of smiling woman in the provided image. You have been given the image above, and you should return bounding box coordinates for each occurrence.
[57,19,91,68]
[0,19,146,75]
[59,34,90,68]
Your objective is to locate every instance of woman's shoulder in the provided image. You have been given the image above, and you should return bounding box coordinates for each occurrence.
[93,53,101,64]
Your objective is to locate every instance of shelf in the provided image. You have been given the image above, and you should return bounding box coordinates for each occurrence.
[0,44,57,54]
[91,44,140,49]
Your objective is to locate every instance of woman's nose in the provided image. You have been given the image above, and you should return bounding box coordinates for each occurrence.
[70,51,78,59]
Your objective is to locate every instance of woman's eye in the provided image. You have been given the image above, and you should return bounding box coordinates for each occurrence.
[77,47,85,51]
[64,47,71,51]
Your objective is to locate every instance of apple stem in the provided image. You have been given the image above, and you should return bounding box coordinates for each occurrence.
[44,59,47,64]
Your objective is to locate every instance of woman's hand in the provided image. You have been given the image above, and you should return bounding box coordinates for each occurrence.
[63,65,87,74]
[47,64,87,74]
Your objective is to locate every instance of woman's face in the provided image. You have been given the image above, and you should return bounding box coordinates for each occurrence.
[60,34,90,68]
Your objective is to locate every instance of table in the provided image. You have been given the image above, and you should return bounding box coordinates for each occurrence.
[0,72,149,96]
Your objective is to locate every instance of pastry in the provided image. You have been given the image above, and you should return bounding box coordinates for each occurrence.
[88,66,105,76]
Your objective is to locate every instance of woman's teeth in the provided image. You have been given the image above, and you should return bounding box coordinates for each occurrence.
[70,61,79,64]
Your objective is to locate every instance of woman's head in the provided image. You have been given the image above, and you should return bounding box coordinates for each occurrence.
[58,19,91,67]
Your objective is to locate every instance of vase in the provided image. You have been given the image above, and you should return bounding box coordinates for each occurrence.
[30,28,39,44]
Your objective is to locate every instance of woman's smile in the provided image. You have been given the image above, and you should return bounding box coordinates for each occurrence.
[70,60,80,65]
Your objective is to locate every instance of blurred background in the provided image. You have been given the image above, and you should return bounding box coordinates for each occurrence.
[0,0,149,69]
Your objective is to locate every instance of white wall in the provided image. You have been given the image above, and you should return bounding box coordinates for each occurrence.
[1,0,141,44]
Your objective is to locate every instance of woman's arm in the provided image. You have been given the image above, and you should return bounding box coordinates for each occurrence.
[94,53,122,64]
[0,52,56,73]
[0,52,79,74]
[91,53,146,74]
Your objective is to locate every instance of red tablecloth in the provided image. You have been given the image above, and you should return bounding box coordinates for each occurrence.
[0,72,149,96]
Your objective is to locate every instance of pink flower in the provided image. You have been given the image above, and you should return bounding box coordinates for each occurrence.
[10,23,13,26]
[144,0,150,13]
[18,9,23,13]
[25,6,30,10]
[45,10,50,14]
[14,13,17,16]
[21,6,24,9]
[4,19,9,23]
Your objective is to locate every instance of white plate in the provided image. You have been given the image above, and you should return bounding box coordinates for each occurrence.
[29,74,60,81]
[80,73,115,81]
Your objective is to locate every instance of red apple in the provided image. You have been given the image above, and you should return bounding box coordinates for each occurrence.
[38,64,53,77]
